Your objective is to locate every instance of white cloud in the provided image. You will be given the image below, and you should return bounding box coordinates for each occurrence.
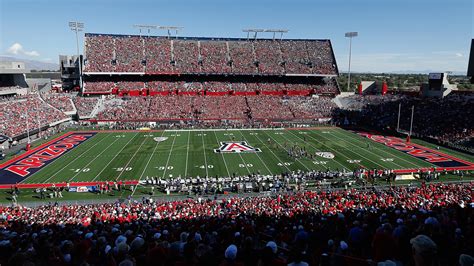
[455,53,463,57]
[7,43,23,55]
[6,42,40,57]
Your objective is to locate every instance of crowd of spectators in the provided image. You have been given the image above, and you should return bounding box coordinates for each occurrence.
[41,93,76,113]
[83,80,339,94]
[73,97,100,118]
[336,94,474,148]
[95,95,336,122]
[287,96,337,119]
[84,35,338,75]
[114,36,145,73]
[247,96,295,120]
[305,41,338,75]
[173,40,201,73]
[254,40,285,74]
[194,96,248,120]
[200,41,231,73]
[0,182,472,265]
[0,95,69,137]
[84,35,115,72]
[83,82,116,94]
[144,38,172,73]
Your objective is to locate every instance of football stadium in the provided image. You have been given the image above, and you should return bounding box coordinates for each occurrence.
[0,0,473,265]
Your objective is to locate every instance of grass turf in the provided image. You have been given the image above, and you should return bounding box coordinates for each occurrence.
[18,127,472,185]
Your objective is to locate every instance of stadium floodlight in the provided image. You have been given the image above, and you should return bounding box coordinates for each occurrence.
[133,24,159,36]
[345,32,358,92]
[242,29,265,40]
[69,21,84,92]
[159,26,184,38]
[264,29,289,40]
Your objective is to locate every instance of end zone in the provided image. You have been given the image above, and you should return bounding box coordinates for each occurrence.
[357,131,474,172]
[0,132,97,184]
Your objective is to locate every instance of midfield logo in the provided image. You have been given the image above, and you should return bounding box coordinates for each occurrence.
[315,152,335,159]
[214,141,261,153]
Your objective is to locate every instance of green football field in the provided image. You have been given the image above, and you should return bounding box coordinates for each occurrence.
[16,127,474,184]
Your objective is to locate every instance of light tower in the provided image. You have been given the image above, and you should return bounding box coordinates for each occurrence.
[345,32,358,92]
[69,21,84,90]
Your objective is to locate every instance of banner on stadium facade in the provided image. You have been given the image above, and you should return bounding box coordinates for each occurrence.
[0,132,97,184]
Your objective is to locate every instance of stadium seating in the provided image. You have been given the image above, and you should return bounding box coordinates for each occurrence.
[246,96,294,120]
[84,34,339,76]
[73,96,100,118]
[41,93,76,113]
[83,81,116,94]
[94,95,336,122]
[200,40,231,73]
[0,95,69,137]
[0,182,472,265]
[144,37,173,73]
[336,94,474,148]
[172,40,201,73]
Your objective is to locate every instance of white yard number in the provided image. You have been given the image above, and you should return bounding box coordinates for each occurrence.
[239,163,253,168]
[299,132,307,134]
[249,133,258,135]
[71,168,90,173]
[199,165,214,169]
[381,158,394,162]
[322,131,330,134]
[347,160,361,164]
[223,133,234,136]
[274,132,284,135]
[157,166,174,170]
[115,135,126,138]
[197,133,207,136]
[114,167,132,171]
[312,161,328,165]
[143,134,154,137]
[169,134,181,137]
[277,162,292,166]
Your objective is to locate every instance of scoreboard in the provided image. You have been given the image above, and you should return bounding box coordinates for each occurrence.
[428,73,443,90]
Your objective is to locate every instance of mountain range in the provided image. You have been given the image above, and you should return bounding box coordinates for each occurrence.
[0,56,59,71]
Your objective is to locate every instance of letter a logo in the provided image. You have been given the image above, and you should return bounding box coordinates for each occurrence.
[214,141,261,153]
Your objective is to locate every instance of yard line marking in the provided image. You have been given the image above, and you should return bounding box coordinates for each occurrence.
[309,130,386,169]
[139,131,166,180]
[184,131,191,178]
[131,132,165,197]
[162,132,178,179]
[213,131,231,177]
[200,131,209,177]
[323,130,400,169]
[237,130,273,175]
[115,133,150,181]
[286,130,350,171]
[91,133,139,182]
[261,131,311,171]
[332,128,424,169]
[251,131,292,172]
[292,129,365,170]
[67,136,123,182]
[26,134,107,184]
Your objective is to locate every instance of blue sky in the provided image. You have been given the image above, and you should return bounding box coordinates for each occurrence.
[1,0,472,73]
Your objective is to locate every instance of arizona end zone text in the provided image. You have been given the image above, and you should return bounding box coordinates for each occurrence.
[0,133,96,184]
[358,132,474,168]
